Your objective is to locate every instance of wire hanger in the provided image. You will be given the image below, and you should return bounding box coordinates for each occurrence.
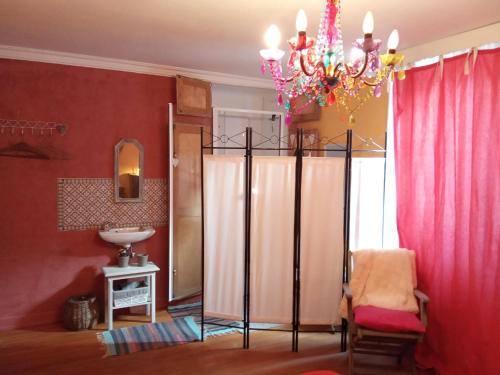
[0,142,50,159]
[0,141,71,160]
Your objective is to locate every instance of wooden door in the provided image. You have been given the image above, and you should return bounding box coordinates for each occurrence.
[172,123,209,299]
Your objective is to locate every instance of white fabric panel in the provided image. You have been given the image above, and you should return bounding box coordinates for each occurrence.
[203,155,244,320]
[300,157,345,324]
[383,81,400,248]
[250,156,295,323]
[349,158,386,249]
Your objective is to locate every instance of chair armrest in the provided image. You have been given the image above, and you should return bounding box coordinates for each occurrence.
[414,289,429,304]
[414,289,429,327]
[343,283,353,300]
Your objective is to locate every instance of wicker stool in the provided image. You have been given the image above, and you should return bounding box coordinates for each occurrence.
[63,294,99,330]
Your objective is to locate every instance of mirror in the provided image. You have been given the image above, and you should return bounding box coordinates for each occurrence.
[115,138,144,202]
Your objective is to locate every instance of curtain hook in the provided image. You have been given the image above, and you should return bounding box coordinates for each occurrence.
[472,47,478,69]
[439,55,444,80]
[464,49,472,75]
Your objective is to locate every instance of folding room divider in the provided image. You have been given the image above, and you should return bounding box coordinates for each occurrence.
[199,126,386,352]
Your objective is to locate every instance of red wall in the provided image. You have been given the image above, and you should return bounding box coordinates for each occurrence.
[0,59,193,329]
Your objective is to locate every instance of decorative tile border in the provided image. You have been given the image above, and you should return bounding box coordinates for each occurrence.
[57,178,167,231]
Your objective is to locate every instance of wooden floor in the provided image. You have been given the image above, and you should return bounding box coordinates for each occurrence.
[0,311,431,375]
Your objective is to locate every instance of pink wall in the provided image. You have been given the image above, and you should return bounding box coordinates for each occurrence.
[0,58,194,329]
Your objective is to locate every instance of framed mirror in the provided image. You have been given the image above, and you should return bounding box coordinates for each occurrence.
[115,138,144,202]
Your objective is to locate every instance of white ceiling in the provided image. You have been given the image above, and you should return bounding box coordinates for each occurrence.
[0,0,499,79]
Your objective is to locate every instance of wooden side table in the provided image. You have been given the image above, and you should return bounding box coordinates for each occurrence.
[102,262,160,330]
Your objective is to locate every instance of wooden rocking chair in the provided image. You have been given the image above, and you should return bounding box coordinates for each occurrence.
[343,250,429,375]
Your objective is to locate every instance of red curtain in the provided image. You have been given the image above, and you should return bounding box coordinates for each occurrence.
[393,48,500,375]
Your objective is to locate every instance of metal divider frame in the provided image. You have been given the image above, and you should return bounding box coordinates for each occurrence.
[243,127,253,348]
[198,125,389,352]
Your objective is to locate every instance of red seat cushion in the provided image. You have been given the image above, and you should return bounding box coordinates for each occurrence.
[300,372,341,375]
[354,305,426,333]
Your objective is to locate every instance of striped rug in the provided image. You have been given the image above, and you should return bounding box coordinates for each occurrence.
[96,316,200,357]
[168,301,241,337]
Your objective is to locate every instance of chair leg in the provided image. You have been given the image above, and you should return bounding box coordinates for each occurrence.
[348,335,354,375]
[348,347,353,375]
[408,344,417,375]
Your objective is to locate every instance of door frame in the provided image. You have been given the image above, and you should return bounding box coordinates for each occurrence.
[168,103,174,301]
[213,107,287,155]
[168,103,211,301]
[168,106,285,301]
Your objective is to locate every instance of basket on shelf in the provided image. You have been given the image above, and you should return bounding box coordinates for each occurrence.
[113,286,149,308]
[63,294,99,331]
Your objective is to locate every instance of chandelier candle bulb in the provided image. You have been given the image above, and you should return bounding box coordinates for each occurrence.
[295,10,308,50]
[361,11,376,52]
[296,9,308,32]
[387,29,400,52]
[362,11,374,34]
[260,24,285,61]
[264,24,281,50]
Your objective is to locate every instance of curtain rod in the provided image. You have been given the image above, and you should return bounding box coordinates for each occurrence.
[399,42,500,71]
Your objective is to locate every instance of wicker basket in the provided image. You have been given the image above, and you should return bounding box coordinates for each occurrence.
[113,286,149,308]
[63,294,99,331]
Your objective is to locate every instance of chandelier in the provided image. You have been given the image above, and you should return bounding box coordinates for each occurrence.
[259,0,405,125]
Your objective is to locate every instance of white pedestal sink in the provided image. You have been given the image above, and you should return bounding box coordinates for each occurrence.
[99,226,156,248]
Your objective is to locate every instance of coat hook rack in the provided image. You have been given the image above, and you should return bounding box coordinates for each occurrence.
[0,119,67,136]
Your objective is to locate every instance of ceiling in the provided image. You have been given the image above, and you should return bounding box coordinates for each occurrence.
[0,0,499,79]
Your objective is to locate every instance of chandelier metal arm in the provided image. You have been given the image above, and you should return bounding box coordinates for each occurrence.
[278,71,301,84]
[361,79,379,87]
[299,54,326,77]
[346,52,369,79]
[269,60,302,84]
[339,78,351,91]
[283,70,302,83]
[361,69,391,87]
[333,62,343,77]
